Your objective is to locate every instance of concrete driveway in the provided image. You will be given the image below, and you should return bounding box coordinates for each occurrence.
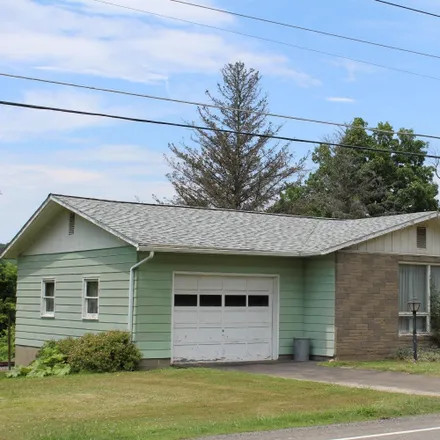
[222,362,440,396]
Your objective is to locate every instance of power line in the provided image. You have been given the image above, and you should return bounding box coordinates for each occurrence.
[86,0,440,82]
[4,71,440,142]
[373,0,440,18]
[1,99,438,159]
[170,0,440,60]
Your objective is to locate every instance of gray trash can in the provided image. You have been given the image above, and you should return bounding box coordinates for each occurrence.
[294,338,310,362]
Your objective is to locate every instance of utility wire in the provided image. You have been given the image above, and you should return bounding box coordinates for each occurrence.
[373,0,440,18]
[1,99,438,159]
[4,71,440,142]
[86,0,440,82]
[169,0,440,60]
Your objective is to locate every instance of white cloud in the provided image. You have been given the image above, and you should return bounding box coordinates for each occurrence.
[332,59,377,82]
[326,97,355,103]
[0,144,175,242]
[0,0,319,86]
[0,89,113,142]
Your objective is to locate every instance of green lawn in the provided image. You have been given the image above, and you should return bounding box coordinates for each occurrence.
[320,360,440,376]
[2,368,440,440]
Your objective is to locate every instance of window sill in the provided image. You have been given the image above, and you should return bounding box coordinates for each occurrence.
[399,333,431,337]
[82,317,99,321]
[41,315,55,319]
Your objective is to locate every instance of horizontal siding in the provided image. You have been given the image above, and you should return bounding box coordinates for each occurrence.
[15,247,137,348]
[135,253,304,360]
[303,255,336,357]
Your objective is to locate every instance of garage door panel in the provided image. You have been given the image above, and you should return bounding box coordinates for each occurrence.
[174,327,223,344]
[198,310,222,324]
[246,310,271,323]
[198,276,223,290]
[246,278,273,291]
[174,276,199,290]
[173,310,198,324]
[223,277,247,291]
[173,274,276,364]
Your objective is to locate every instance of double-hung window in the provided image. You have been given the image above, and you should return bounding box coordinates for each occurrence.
[83,279,99,320]
[41,279,55,318]
[398,265,429,334]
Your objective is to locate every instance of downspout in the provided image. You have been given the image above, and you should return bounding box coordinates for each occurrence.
[128,251,155,339]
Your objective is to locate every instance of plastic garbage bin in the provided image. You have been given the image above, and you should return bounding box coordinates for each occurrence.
[294,338,310,362]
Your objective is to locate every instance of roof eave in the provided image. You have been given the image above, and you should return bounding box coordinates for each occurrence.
[136,245,316,258]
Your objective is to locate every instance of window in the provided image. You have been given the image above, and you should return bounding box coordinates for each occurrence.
[200,295,222,307]
[83,279,99,319]
[68,212,76,235]
[399,265,429,334]
[248,295,269,307]
[417,227,427,249]
[41,280,55,317]
[225,295,246,307]
[174,294,198,307]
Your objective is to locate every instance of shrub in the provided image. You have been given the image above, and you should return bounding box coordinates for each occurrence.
[66,331,141,373]
[7,340,70,378]
[6,330,141,378]
[392,347,440,362]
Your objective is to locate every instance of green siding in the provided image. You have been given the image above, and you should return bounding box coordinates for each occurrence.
[15,247,137,348]
[135,253,304,360]
[304,255,336,357]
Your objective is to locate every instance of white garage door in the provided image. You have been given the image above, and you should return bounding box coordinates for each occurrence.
[172,274,277,363]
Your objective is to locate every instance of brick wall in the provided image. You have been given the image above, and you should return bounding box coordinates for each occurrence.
[335,252,436,360]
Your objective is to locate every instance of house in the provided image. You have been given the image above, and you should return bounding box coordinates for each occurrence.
[2,194,440,367]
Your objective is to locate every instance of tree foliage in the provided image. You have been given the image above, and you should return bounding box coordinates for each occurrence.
[0,259,17,332]
[274,118,438,218]
[163,62,305,210]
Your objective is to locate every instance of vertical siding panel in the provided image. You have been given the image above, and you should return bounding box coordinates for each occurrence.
[135,253,304,359]
[15,247,137,348]
[303,255,335,357]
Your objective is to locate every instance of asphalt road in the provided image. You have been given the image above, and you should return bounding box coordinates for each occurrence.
[202,415,440,440]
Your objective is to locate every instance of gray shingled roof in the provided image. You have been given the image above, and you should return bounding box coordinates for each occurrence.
[51,194,438,257]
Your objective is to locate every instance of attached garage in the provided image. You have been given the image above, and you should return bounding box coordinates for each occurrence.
[172,273,279,363]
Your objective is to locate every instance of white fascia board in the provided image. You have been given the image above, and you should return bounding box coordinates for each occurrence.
[137,245,310,258]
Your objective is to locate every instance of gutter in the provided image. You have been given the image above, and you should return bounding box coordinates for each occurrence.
[128,251,155,339]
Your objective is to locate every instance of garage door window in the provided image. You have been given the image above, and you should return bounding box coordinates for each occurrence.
[225,295,247,307]
[200,295,222,307]
[248,295,269,307]
[174,294,198,307]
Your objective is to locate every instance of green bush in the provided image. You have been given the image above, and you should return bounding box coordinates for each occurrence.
[7,341,70,378]
[66,331,141,373]
[7,330,141,378]
[393,347,440,362]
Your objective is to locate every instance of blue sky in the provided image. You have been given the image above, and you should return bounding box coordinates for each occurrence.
[1,0,440,242]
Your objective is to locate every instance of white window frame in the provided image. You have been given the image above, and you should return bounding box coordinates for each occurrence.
[398,262,440,336]
[82,277,100,320]
[41,278,56,318]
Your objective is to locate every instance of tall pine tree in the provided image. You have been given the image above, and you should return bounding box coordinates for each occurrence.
[163,62,305,210]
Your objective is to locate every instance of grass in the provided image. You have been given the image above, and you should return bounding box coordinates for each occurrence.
[320,360,440,376]
[1,369,440,440]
